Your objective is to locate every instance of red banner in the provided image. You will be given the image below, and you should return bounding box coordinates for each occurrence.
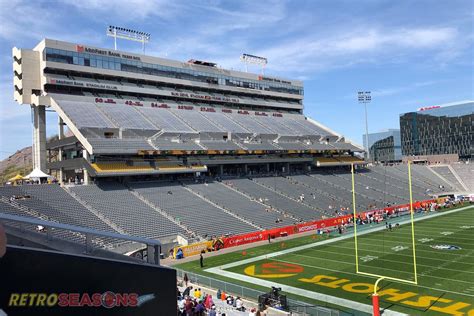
[223,215,351,248]
[295,215,352,233]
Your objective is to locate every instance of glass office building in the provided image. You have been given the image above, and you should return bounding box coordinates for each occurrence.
[363,129,402,162]
[399,101,473,159]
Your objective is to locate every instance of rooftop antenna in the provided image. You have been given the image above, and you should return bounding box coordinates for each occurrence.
[106,25,151,54]
[240,53,267,75]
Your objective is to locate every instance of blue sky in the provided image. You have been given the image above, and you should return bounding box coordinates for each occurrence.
[0,0,472,160]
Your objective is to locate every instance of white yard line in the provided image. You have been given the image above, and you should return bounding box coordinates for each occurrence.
[305,244,474,265]
[357,234,473,246]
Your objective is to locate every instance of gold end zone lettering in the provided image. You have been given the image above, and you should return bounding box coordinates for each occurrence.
[297,274,473,315]
[429,303,472,316]
[341,282,376,294]
[299,275,351,288]
[403,296,452,308]
[377,288,418,302]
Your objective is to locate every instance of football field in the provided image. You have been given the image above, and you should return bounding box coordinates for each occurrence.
[177,205,474,315]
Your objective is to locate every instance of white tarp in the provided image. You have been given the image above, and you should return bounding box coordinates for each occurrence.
[25,168,53,180]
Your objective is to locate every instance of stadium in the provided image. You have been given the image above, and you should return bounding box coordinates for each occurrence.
[1,33,473,316]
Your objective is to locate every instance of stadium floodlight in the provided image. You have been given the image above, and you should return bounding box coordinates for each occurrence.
[106,25,151,53]
[240,53,268,74]
[358,91,371,161]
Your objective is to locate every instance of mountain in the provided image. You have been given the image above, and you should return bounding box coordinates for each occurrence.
[0,147,32,184]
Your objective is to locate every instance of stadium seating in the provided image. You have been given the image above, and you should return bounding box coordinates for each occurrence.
[0,162,455,249]
[450,163,473,191]
[58,100,116,129]
[128,181,257,237]
[0,185,118,247]
[70,182,186,239]
[136,107,195,133]
[391,164,453,192]
[429,166,464,191]
[184,180,289,228]
[224,178,318,221]
[170,109,224,133]
[97,103,157,130]
[200,111,250,134]
[253,176,338,217]
[51,95,361,155]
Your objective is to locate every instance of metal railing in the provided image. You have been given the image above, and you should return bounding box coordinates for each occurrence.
[0,212,162,265]
[175,269,363,316]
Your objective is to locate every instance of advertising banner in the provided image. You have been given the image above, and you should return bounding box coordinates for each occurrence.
[223,215,352,248]
[173,241,213,258]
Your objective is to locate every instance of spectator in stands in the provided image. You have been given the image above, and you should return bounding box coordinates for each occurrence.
[235,297,244,311]
[0,222,6,258]
[184,273,189,287]
[208,305,217,316]
[226,295,234,306]
[204,294,214,310]
[182,286,193,297]
[178,297,185,315]
[195,299,206,315]
[185,297,194,316]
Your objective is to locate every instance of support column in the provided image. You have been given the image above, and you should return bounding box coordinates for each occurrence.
[58,116,64,139]
[243,164,248,175]
[83,149,90,185]
[32,105,47,171]
[286,162,290,175]
[219,165,224,176]
[266,163,270,173]
[58,117,64,185]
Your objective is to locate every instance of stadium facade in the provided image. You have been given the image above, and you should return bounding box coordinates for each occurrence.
[13,39,363,184]
[399,101,473,160]
[363,129,402,162]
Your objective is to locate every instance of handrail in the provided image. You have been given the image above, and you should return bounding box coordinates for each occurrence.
[0,212,162,265]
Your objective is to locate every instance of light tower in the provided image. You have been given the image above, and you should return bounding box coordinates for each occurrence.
[358,91,371,161]
[240,53,267,75]
[106,26,151,54]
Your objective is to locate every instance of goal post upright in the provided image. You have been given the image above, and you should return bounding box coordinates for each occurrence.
[351,162,419,315]
[408,160,419,285]
[350,163,360,274]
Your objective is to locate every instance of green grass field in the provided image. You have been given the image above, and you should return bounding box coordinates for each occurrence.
[176,205,474,315]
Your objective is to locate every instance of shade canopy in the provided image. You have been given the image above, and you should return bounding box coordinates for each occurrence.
[8,174,24,182]
[25,168,53,180]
